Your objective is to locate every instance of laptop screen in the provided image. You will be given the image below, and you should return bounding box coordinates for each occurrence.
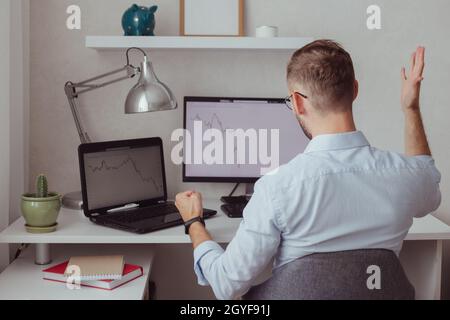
[82,144,165,211]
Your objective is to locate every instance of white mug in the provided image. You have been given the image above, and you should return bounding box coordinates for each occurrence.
[256,26,279,38]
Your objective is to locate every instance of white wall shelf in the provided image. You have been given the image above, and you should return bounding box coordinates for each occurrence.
[86,36,314,51]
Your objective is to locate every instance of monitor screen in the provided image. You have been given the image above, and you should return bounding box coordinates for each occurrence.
[83,145,165,210]
[183,97,310,182]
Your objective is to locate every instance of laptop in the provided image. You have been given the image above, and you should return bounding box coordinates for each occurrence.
[78,137,217,234]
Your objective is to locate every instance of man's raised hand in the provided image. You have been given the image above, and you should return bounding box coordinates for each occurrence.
[401,47,425,112]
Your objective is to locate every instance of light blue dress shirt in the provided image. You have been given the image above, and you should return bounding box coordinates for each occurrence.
[194,131,442,300]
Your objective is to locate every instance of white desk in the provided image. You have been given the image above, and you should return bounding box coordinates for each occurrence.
[1,199,450,300]
[0,199,445,243]
[0,200,240,244]
[0,244,154,300]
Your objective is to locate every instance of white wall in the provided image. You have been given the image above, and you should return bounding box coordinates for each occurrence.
[29,0,450,223]
[28,0,450,298]
[0,0,12,272]
[0,0,30,271]
[8,0,30,263]
[10,0,30,235]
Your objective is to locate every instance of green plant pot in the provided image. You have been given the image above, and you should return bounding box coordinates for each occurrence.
[21,193,62,233]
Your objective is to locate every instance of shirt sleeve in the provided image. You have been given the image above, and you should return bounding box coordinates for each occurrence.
[412,155,442,218]
[193,181,281,300]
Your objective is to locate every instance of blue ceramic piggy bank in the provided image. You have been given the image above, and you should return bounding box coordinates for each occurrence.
[122,4,158,36]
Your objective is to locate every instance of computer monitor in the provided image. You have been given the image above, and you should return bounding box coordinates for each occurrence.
[183,97,309,183]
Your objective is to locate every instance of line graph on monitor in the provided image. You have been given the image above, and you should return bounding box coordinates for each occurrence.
[191,113,229,133]
[86,154,163,194]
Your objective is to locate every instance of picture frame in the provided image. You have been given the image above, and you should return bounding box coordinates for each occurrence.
[180,0,245,37]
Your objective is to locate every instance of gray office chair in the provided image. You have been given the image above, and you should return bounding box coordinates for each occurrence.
[244,249,415,300]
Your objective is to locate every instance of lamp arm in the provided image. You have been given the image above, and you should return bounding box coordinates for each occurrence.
[64,65,139,144]
[66,96,91,144]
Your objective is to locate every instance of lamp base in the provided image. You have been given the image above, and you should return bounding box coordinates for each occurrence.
[62,191,83,210]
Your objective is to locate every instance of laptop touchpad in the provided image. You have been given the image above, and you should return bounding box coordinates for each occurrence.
[164,213,182,223]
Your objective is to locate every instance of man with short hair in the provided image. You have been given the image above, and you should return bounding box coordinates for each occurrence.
[176,40,441,300]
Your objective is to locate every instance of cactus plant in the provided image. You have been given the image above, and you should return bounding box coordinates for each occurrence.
[36,174,48,198]
[22,173,61,234]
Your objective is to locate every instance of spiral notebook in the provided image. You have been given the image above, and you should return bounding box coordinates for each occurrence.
[64,255,125,281]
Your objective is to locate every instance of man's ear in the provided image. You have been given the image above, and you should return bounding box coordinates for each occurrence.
[353,80,359,102]
[292,92,307,116]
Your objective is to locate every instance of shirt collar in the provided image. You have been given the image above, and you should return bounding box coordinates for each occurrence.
[304,131,370,154]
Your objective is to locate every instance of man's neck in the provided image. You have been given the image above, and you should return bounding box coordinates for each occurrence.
[311,111,357,138]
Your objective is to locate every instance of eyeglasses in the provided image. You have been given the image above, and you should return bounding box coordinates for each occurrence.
[284,92,308,111]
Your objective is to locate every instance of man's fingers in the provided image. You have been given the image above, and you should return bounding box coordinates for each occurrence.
[181,190,194,196]
[410,52,416,74]
[404,47,426,81]
[414,47,425,76]
[176,191,194,202]
[191,192,202,200]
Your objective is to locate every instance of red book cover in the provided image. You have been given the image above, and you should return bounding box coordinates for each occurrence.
[43,261,143,290]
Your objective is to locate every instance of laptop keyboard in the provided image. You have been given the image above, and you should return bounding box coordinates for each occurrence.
[109,204,180,224]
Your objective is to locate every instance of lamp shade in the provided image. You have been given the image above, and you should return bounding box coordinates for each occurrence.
[125,56,177,114]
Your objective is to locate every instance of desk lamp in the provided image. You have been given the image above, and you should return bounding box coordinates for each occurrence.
[62,47,177,210]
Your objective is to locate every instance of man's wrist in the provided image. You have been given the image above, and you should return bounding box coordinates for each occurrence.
[403,107,421,116]
[184,216,205,235]
[189,221,212,250]
[189,221,206,234]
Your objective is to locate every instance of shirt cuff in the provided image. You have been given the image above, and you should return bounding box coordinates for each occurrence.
[414,155,434,164]
[193,241,224,286]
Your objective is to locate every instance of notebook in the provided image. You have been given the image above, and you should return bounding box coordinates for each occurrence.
[64,255,125,281]
[44,262,143,290]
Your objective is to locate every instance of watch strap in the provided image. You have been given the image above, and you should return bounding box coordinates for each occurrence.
[184,216,205,235]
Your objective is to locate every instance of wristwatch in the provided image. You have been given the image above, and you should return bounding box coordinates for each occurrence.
[184,216,205,235]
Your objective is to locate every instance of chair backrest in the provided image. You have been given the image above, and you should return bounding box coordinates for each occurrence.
[244,249,415,300]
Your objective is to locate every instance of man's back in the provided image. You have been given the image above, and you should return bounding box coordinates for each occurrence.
[175,43,440,300]
[260,131,441,269]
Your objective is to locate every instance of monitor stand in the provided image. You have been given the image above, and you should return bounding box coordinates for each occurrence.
[245,183,255,197]
[221,183,254,205]
[220,183,254,218]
